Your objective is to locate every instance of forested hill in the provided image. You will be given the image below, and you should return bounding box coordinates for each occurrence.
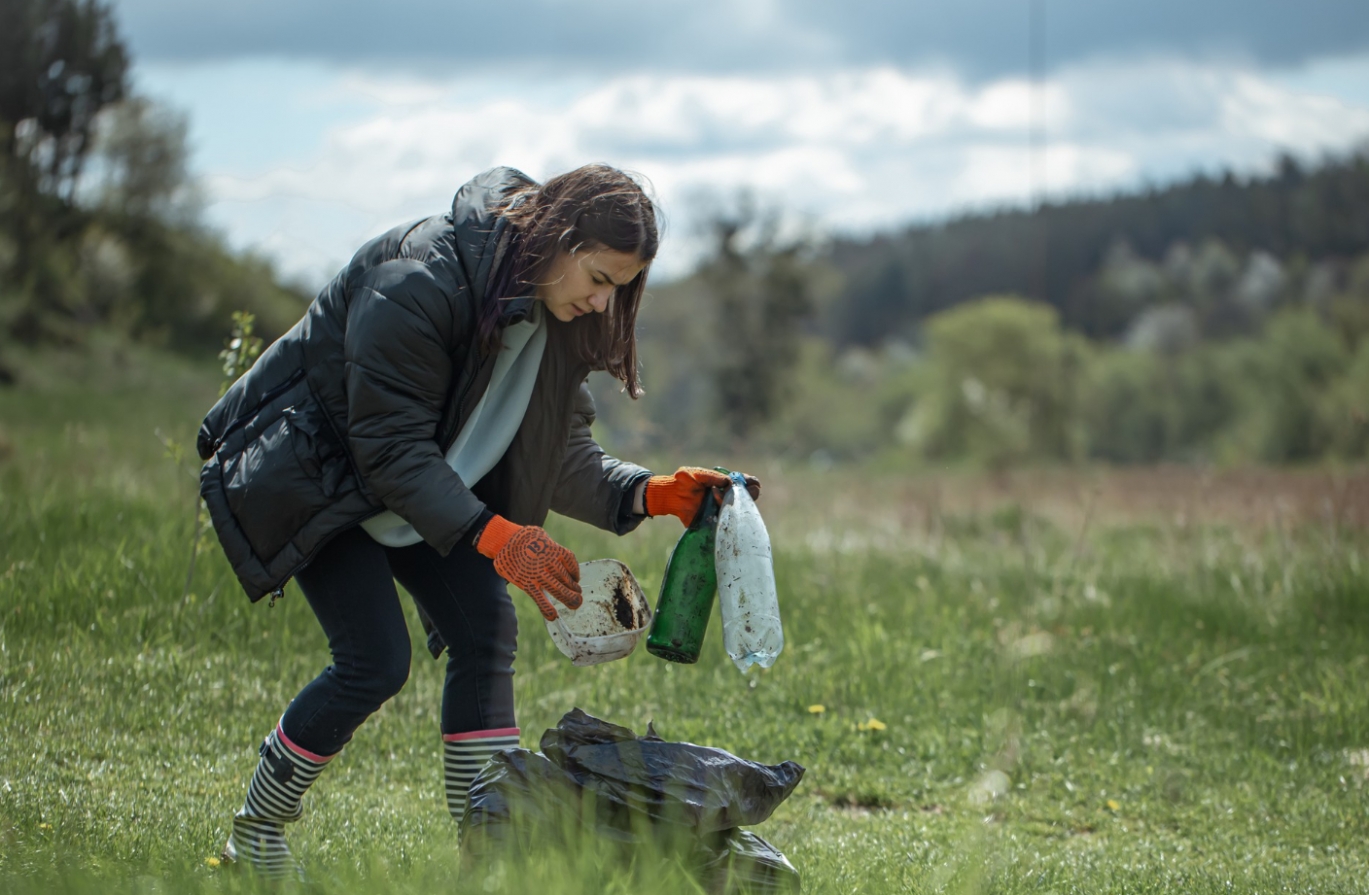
[828,152,1369,345]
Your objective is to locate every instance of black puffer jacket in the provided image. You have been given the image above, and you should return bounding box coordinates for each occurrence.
[197,167,649,604]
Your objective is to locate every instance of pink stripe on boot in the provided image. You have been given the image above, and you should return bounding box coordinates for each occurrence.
[443,727,520,743]
[275,725,337,764]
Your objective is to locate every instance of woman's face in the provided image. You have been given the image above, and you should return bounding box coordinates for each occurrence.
[535,246,646,323]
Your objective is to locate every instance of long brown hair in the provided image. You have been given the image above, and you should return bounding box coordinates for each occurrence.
[487,164,659,398]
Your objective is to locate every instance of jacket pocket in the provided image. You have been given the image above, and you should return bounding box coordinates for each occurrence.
[284,400,351,498]
[215,376,352,563]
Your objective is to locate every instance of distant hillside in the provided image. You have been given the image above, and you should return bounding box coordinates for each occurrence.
[828,151,1369,344]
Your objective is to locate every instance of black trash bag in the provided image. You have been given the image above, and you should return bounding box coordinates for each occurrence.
[691,829,801,894]
[461,708,804,893]
[540,708,805,833]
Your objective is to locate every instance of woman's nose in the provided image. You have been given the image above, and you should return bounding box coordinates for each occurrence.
[588,288,611,312]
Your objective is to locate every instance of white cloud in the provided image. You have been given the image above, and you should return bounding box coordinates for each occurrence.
[951,144,1138,207]
[161,55,1369,287]
[1221,73,1369,151]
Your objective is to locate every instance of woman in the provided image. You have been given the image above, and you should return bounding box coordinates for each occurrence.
[195,164,758,876]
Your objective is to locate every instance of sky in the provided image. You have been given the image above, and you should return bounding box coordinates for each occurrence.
[109,0,1369,288]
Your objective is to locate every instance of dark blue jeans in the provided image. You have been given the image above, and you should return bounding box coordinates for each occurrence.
[279,525,518,756]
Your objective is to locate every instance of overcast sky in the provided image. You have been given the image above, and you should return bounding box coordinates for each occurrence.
[109,0,1369,286]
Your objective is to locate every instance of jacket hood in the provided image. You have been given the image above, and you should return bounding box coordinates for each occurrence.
[451,166,538,324]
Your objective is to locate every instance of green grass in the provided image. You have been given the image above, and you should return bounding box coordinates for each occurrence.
[2,346,1368,893]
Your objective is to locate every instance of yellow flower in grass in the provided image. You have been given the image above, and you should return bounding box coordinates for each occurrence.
[205,856,222,868]
[807,704,826,714]
[857,718,887,732]
[1106,799,1120,812]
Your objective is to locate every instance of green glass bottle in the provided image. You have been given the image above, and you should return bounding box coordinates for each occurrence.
[646,485,720,664]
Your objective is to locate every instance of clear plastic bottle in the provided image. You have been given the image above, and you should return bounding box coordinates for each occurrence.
[715,471,784,672]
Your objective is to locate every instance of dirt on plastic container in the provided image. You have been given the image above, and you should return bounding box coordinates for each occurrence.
[544,560,652,666]
[460,708,804,893]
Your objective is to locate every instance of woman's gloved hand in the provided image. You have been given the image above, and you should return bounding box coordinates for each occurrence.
[474,515,582,621]
[644,467,762,526]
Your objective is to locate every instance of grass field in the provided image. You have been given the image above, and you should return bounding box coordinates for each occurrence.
[2,344,1368,893]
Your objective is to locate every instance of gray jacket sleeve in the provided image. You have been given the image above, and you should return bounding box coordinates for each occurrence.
[550,381,651,535]
[343,260,487,554]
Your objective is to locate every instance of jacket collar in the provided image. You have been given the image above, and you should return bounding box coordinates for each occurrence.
[498,294,536,324]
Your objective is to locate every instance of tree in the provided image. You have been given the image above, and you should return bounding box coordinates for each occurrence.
[699,201,814,440]
[0,0,128,201]
[91,96,198,224]
[1,0,128,314]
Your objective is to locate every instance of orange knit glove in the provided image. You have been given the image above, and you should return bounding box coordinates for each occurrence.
[474,515,582,621]
[644,467,735,526]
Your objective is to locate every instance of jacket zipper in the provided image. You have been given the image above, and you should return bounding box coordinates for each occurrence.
[212,368,307,455]
[439,353,483,452]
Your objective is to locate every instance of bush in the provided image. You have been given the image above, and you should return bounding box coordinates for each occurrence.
[1225,310,1347,462]
[896,296,1086,466]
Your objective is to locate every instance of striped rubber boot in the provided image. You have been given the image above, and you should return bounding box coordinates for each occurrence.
[222,725,335,878]
[443,728,519,825]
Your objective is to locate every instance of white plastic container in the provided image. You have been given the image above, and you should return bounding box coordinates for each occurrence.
[544,559,652,666]
[715,472,784,672]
